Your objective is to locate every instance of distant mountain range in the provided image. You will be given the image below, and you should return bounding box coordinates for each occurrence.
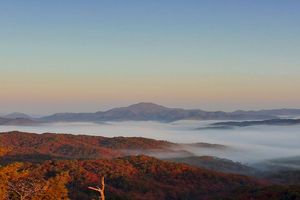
[39,102,300,122]
[1,112,32,119]
[1,102,300,124]
[0,117,39,126]
[232,109,300,117]
[211,118,300,127]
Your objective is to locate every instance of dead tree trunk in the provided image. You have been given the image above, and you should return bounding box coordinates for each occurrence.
[88,176,105,200]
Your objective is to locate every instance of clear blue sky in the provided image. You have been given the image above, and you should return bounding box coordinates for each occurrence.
[1,1,300,114]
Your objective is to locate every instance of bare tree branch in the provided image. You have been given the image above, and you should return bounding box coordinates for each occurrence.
[88,176,105,200]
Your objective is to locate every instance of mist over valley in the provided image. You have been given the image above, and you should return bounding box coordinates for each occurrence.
[1,119,299,166]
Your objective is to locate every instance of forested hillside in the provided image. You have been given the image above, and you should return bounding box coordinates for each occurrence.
[1,131,300,199]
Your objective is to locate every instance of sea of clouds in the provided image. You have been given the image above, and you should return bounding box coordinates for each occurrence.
[1,120,300,164]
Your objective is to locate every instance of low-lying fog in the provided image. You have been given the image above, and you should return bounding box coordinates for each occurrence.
[1,120,300,164]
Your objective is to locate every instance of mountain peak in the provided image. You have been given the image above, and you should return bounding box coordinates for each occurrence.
[126,102,169,112]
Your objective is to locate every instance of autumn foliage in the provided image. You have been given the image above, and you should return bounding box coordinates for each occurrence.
[0,131,300,199]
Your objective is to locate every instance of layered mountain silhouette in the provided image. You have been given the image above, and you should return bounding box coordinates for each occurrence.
[0,117,38,126]
[1,103,300,124]
[232,109,300,117]
[212,118,300,127]
[40,102,280,122]
[1,112,32,119]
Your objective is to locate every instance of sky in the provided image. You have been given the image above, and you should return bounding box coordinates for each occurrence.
[1,0,300,114]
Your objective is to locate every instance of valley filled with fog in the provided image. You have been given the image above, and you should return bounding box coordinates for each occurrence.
[1,120,300,164]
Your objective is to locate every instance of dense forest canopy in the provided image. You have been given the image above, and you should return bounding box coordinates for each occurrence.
[0,131,300,199]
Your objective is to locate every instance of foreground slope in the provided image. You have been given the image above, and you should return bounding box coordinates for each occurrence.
[1,131,300,199]
[1,155,265,200]
[2,156,300,200]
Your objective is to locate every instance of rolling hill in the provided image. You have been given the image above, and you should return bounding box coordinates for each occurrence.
[0,131,176,163]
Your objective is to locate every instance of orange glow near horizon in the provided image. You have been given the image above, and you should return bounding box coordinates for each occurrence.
[1,73,300,114]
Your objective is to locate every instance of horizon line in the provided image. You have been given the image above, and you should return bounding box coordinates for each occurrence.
[1,102,300,117]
